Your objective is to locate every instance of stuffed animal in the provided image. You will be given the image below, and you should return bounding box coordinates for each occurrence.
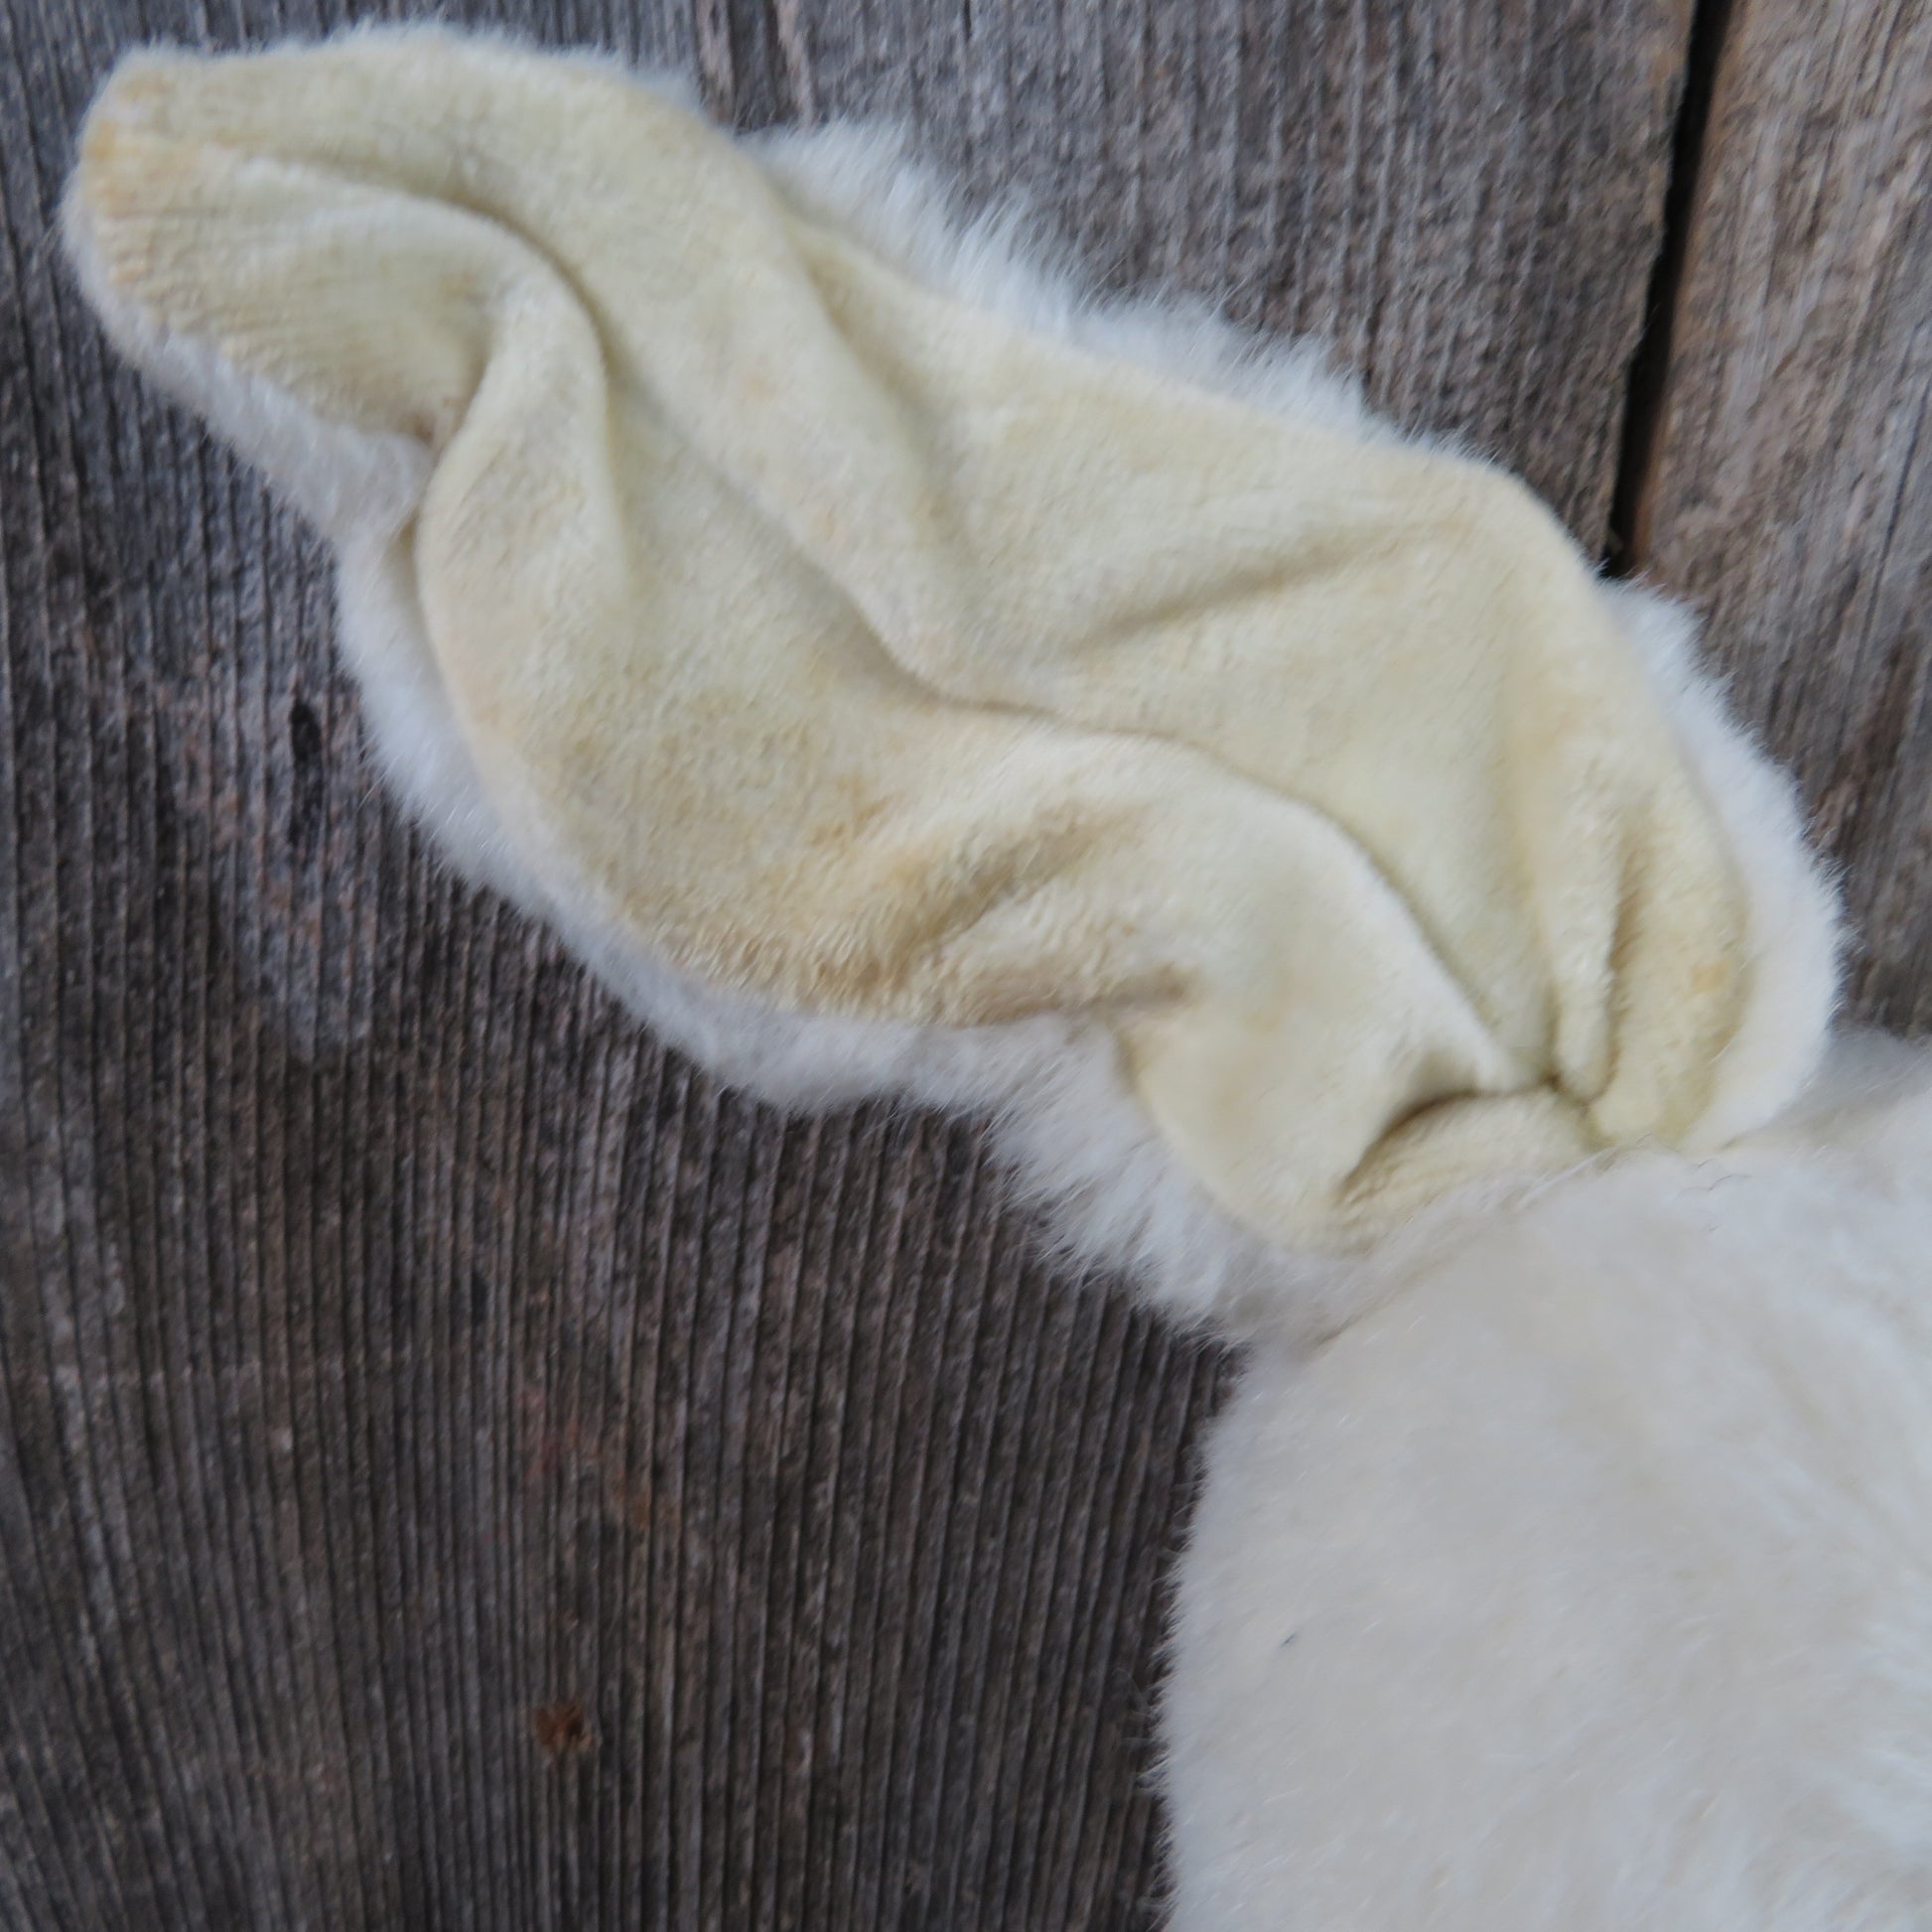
[64,29,1932,1927]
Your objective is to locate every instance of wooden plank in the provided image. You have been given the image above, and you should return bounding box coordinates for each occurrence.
[0,1,1690,1925]
[1630,0,1932,1030]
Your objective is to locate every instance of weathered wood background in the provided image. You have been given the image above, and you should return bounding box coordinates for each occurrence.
[1,1,1926,1926]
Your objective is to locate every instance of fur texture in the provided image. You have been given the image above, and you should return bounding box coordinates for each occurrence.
[62,32,1931,1932]
[64,27,1838,1278]
[1167,1035,1932,1929]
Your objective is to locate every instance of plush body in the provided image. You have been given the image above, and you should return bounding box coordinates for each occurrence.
[62,29,1931,1928]
[1171,1042,1932,1928]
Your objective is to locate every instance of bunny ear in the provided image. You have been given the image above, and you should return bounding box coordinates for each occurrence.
[65,28,1839,1258]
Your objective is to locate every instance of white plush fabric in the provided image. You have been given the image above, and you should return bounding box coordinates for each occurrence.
[62,28,1932,1931]
[1168,1035,1932,1930]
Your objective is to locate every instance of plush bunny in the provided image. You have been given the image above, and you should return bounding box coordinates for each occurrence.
[64,29,1932,1927]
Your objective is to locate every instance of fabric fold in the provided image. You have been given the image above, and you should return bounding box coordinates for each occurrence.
[64,28,1836,1248]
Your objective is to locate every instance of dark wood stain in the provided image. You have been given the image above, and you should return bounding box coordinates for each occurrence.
[534,1702,593,1764]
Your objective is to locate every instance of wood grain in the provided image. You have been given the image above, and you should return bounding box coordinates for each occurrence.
[1631,0,1932,1031]
[1,2,1691,1925]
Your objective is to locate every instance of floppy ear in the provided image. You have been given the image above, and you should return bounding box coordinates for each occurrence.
[64,27,1837,1273]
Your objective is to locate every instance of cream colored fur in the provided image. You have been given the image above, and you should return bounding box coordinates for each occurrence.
[64,27,1838,1262]
[61,28,1930,1932]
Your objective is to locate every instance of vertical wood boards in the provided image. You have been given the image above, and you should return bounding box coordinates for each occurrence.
[1633,0,1932,1029]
